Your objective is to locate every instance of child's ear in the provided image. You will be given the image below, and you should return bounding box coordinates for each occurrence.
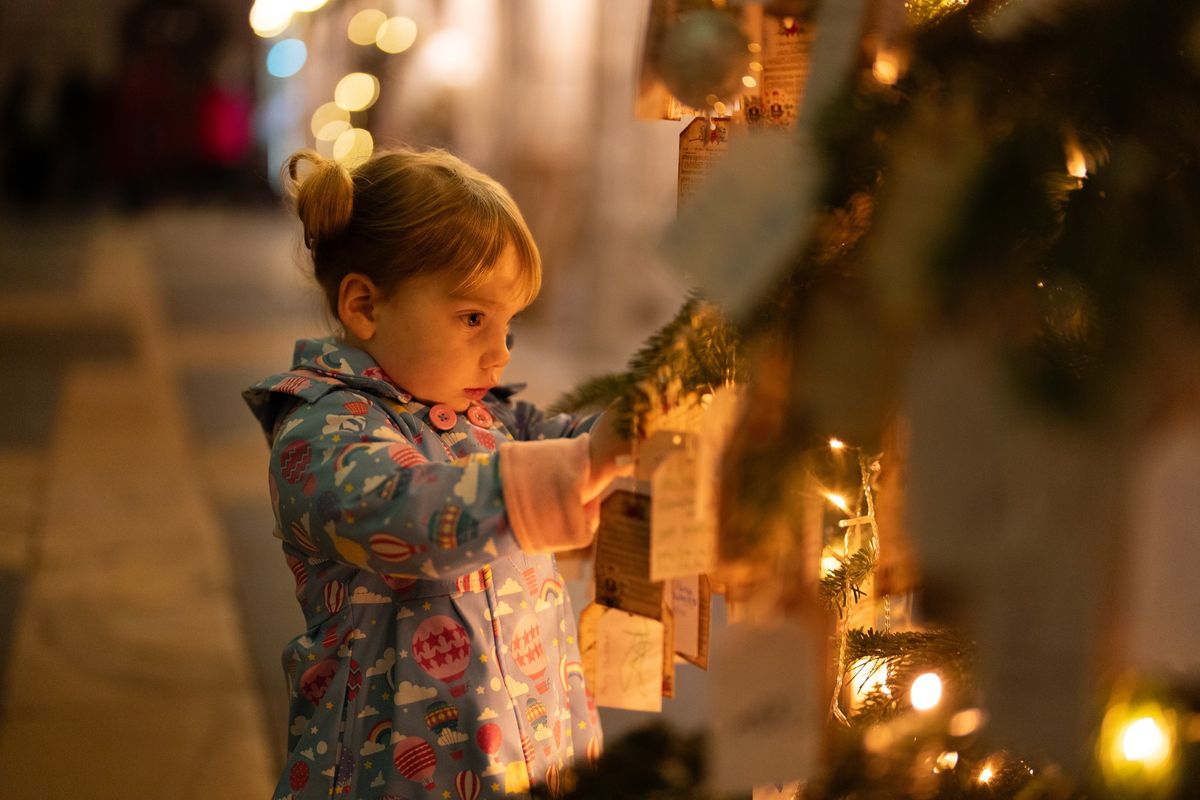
[337,273,379,341]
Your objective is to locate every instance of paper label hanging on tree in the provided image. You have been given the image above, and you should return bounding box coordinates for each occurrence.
[678,116,732,208]
[578,602,665,712]
[709,619,824,792]
[594,489,664,620]
[661,599,676,699]
[650,440,718,581]
[756,14,815,129]
[670,574,711,669]
[695,386,742,530]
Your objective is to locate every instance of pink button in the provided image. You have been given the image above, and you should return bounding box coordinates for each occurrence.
[466,404,494,428]
[429,404,458,430]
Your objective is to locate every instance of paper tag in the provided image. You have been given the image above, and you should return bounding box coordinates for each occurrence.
[660,600,676,699]
[594,490,664,620]
[650,443,717,581]
[695,386,742,521]
[579,603,664,712]
[755,14,815,129]
[670,574,711,669]
[710,619,824,792]
[679,116,732,208]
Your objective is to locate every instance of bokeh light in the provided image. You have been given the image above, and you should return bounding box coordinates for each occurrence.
[910,672,943,711]
[334,72,380,112]
[334,128,374,167]
[292,0,329,11]
[249,0,293,38]
[419,27,483,88]
[348,9,388,46]
[376,16,419,54]
[266,39,307,78]
[310,102,350,139]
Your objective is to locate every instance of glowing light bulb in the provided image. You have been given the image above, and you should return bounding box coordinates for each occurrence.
[935,751,959,772]
[1122,716,1170,765]
[820,555,842,576]
[978,764,994,784]
[829,438,845,450]
[910,672,942,711]
[825,492,849,512]
[872,48,901,86]
[742,75,758,89]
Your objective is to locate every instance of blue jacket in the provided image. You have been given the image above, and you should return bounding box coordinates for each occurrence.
[244,337,601,800]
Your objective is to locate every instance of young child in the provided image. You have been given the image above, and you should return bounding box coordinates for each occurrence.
[243,148,630,800]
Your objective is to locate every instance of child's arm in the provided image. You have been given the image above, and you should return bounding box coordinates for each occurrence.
[269,390,597,579]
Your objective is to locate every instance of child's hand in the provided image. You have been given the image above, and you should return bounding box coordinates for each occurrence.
[585,405,632,501]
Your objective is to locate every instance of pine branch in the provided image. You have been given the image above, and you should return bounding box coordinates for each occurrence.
[548,372,636,416]
[818,546,876,614]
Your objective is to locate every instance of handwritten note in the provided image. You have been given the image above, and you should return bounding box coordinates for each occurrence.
[710,620,824,792]
[594,490,664,620]
[670,575,711,669]
[579,603,664,712]
[650,444,717,581]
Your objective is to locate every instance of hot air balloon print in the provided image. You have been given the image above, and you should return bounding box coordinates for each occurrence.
[424,700,469,758]
[299,658,338,704]
[392,735,437,789]
[545,763,562,799]
[286,555,308,596]
[412,615,471,696]
[324,580,346,614]
[526,697,552,753]
[510,615,550,693]
[369,532,423,564]
[455,769,481,800]
[476,722,504,775]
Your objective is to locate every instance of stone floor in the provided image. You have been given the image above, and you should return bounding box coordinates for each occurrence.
[0,206,707,797]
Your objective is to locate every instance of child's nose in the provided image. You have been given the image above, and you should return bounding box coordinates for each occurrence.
[484,329,510,370]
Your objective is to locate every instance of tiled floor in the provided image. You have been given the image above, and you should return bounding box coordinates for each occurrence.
[0,206,708,797]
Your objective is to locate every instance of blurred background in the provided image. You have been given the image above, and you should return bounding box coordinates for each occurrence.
[0,1,705,795]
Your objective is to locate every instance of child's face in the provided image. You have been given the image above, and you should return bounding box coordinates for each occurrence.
[368,245,527,411]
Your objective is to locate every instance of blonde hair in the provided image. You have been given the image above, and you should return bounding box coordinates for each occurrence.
[283,148,541,317]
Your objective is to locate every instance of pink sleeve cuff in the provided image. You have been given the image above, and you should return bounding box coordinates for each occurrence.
[500,434,597,553]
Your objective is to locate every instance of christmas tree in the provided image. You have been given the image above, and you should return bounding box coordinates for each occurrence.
[553,0,1200,797]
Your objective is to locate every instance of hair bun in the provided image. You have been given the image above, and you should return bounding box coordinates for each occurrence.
[284,150,354,249]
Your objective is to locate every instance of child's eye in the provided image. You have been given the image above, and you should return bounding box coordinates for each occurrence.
[462,312,484,328]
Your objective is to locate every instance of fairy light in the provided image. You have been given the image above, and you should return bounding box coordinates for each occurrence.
[742,75,758,89]
[1099,695,1180,792]
[978,763,994,784]
[829,438,845,450]
[949,707,985,737]
[825,492,850,512]
[848,657,889,706]
[348,9,388,45]
[934,751,959,772]
[376,16,418,54]
[872,47,901,86]
[1121,716,1171,765]
[910,672,943,711]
